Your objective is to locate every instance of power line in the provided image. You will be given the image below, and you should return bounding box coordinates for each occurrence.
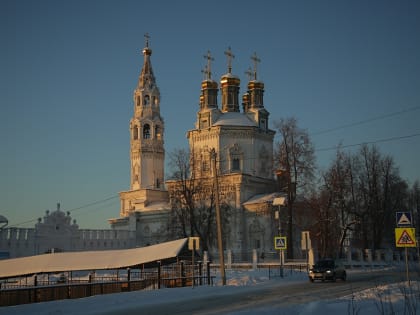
[316,132,420,152]
[66,195,119,213]
[8,194,119,228]
[311,105,420,136]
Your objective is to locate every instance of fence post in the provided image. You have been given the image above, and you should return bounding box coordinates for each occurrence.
[127,268,131,291]
[88,273,92,296]
[33,275,38,303]
[181,261,186,287]
[157,261,161,289]
[199,262,202,286]
[207,261,211,285]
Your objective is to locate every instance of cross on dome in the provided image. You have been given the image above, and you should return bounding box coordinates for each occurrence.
[245,67,253,81]
[144,33,150,47]
[203,50,214,80]
[201,65,210,81]
[251,52,260,80]
[224,47,235,74]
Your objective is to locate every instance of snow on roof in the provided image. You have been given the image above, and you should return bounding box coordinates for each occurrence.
[213,112,257,127]
[243,192,285,205]
[0,238,188,279]
[143,200,171,211]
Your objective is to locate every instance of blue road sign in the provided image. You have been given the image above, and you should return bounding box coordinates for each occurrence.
[396,212,412,227]
[274,236,287,250]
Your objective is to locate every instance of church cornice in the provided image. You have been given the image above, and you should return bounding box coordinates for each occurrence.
[188,126,274,143]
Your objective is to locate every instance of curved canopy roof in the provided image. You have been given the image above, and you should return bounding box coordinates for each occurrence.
[0,238,188,279]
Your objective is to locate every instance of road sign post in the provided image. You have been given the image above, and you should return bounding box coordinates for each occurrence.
[274,236,287,278]
[395,224,416,285]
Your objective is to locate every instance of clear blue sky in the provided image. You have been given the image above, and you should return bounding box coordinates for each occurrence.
[1,0,419,229]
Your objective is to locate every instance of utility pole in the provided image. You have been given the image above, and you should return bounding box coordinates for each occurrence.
[210,148,226,285]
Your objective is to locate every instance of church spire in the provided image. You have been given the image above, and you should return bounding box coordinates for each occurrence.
[136,33,156,92]
[129,34,164,191]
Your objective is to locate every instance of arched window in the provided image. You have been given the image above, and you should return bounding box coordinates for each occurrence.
[144,95,150,105]
[155,125,161,140]
[133,125,138,140]
[232,158,240,171]
[136,96,140,106]
[143,124,151,139]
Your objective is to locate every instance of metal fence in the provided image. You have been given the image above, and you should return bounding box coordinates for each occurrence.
[0,262,215,307]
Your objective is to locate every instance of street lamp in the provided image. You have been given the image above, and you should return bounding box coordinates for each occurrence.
[273,197,286,277]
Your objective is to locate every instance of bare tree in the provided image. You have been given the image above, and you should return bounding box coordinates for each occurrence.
[317,148,359,258]
[354,145,405,250]
[273,117,316,259]
[315,144,408,255]
[167,148,231,252]
[409,181,420,230]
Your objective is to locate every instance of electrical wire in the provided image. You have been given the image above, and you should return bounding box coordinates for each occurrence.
[7,194,119,228]
[311,105,420,136]
[316,132,420,152]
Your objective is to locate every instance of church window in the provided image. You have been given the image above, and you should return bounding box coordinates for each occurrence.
[144,95,150,105]
[232,158,240,171]
[143,124,151,139]
[156,178,160,188]
[133,126,139,140]
[202,159,209,172]
[259,119,266,130]
[155,125,161,140]
[136,96,140,106]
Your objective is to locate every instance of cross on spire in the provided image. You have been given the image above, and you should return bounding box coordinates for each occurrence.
[245,67,253,81]
[144,33,150,48]
[201,65,210,81]
[251,52,260,80]
[203,50,214,80]
[224,46,235,73]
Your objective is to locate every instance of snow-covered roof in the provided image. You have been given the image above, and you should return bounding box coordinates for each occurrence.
[213,112,257,127]
[0,238,188,279]
[243,192,286,205]
[143,200,171,211]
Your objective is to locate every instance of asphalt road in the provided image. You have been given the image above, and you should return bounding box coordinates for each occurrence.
[107,269,417,315]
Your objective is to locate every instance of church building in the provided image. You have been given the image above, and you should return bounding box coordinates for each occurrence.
[109,37,283,257]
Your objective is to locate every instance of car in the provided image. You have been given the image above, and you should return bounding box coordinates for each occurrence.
[308,258,346,282]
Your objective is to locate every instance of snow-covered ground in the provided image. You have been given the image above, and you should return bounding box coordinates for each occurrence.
[1,268,419,314]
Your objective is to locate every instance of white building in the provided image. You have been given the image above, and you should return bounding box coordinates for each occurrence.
[110,38,283,258]
[0,204,135,258]
[1,38,284,259]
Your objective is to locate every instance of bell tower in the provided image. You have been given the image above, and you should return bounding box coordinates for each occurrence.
[117,34,169,219]
[130,34,165,191]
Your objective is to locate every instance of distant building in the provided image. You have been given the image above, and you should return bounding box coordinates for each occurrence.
[0,203,135,258]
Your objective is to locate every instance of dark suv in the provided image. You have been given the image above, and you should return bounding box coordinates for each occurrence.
[308,258,346,282]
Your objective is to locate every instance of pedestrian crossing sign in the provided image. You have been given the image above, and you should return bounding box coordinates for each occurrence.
[274,236,287,250]
[395,228,416,247]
